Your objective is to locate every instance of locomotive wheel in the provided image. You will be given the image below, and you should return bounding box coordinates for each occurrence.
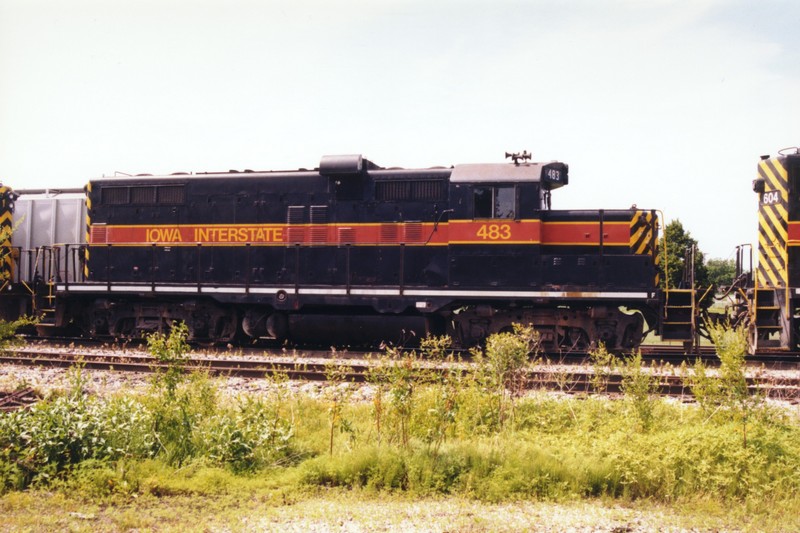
[560,327,590,352]
[621,323,644,350]
[210,309,239,343]
[81,298,240,344]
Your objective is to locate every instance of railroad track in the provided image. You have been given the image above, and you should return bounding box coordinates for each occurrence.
[23,335,800,368]
[638,344,800,367]
[0,349,365,382]
[2,347,799,403]
[0,387,39,412]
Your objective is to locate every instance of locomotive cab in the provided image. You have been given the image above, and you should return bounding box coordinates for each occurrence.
[749,148,800,350]
[444,158,657,349]
[448,161,568,220]
[446,162,567,290]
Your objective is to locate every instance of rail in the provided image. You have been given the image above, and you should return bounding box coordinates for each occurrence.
[1,347,798,403]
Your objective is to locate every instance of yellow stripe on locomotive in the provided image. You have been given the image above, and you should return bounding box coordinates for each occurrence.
[754,157,789,288]
[0,185,15,283]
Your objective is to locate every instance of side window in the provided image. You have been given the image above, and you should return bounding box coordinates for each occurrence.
[495,187,515,218]
[473,186,515,219]
[474,187,494,218]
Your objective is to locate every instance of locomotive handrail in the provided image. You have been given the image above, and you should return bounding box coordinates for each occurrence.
[400,243,406,294]
[245,243,251,294]
[697,285,715,309]
[7,246,22,285]
[294,244,300,295]
[656,210,668,291]
[735,243,753,284]
[345,243,351,294]
[73,244,84,284]
[196,243,202,293]
[55,243,90,286]
[599,209,605,287]
[62,243,68,289]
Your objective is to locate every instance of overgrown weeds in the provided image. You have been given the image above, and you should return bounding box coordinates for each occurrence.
[619,351,660,430]
[0,316,37,352]
[471,324,539,430]
[0,322,297,491]
[688,320,767,448]
[1,321,799,517]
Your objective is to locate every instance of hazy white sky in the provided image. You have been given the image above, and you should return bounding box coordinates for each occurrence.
[1,0,798,258]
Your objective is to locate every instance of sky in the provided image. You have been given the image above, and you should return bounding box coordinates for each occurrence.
[1,0,798,259]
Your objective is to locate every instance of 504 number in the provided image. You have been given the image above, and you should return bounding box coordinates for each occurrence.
[476,224,511,240]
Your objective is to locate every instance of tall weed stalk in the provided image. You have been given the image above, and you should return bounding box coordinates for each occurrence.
[692,320,763,447]
[471,324,539,430]
[619,351,660,430]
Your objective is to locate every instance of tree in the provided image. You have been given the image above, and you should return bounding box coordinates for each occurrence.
[705,258,737,289]
[657,219,709,289]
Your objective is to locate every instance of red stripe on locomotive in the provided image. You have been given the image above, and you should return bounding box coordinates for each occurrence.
[540,221,629,246]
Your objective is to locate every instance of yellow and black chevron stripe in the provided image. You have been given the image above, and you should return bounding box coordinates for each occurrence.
[630,210,658,285]
[84,183,92,278]
[0,185,15,283]
[630,210,655,255]
[756,157,789,288]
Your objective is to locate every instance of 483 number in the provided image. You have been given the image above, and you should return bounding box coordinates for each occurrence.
[476,224,511,240]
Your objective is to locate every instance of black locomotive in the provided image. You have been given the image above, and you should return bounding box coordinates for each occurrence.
[2,152,658,350]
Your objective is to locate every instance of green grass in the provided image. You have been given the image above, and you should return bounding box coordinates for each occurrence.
[1,482,795,532]
[3,385,799,510]
[1,325,800,530]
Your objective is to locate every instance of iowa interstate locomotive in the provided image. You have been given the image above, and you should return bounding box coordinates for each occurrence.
[740,147,800,351]
[2,152,666,350]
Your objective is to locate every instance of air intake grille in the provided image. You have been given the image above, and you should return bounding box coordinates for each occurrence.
[375,180,446,202]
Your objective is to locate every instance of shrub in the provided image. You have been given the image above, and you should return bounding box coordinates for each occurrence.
[147,321,191,400]
[619,351,660,430]
[194,396,295,472]
[384,346,418,448]
[0,392,154,490]
[588,343,618,394]
[323,362,356,455]
[0,316,37,352]
[690,320,764,447]
[471,324,539,429]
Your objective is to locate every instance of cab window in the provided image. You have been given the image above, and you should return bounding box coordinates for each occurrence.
[474,186,514,218]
